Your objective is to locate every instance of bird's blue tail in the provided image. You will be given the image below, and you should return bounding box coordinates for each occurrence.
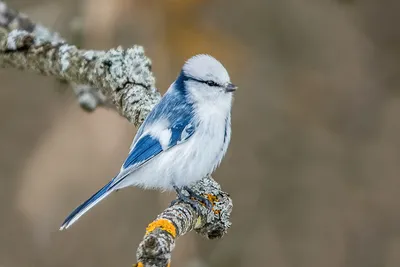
[59,180,115,230]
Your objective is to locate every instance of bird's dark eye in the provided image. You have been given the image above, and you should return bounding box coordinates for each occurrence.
[205,80,218,87]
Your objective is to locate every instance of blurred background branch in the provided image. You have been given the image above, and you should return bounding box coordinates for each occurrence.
[0,1,232,266]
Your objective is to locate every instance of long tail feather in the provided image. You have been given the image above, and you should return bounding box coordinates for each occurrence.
[59,180,114,230]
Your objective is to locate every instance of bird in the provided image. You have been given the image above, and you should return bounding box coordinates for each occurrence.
[59,54,237,230]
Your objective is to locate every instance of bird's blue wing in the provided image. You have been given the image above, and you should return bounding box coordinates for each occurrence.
[122,85,196,171]
[122,135,163,169]
[168,118,196,147]
[121,121,196,170]
[130,82,191,148]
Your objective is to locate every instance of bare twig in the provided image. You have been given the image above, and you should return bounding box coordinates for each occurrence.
[0,1,232,266]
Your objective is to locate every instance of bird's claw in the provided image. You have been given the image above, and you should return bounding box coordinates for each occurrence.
[170,185,213,212]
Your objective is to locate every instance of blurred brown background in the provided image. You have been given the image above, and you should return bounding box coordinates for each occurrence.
[1,0,400,266]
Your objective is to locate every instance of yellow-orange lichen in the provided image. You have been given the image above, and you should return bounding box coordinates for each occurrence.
[146,218,177,238]
[206,194,218,204]
[189,193,220,214]
[206,194,220,214]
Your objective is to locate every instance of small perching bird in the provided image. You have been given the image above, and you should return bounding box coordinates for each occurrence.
[60,54,237,230]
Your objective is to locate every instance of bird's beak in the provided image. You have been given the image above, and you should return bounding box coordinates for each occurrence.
[225,83,238,93]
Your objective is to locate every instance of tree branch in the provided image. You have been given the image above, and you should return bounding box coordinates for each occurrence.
[135,177,232,267]
[0,1,112,112]
[0,0,159,124]
[0,26,159,125]
[0,1,233,266]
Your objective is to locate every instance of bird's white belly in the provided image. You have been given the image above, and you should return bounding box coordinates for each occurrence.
[117,117,227,191]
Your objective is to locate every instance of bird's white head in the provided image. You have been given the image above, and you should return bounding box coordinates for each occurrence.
[178,54,237,104]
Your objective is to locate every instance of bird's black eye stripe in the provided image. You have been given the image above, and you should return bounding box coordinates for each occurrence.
[205,80,219,87]
[185,75,221,87]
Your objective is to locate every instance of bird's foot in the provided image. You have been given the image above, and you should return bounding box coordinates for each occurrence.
[170,185,213,212]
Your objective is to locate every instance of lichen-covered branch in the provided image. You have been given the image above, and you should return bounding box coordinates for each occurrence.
[0,1,232,266]
[135,177,232,267]
[0,1,110,111]
[0,1,160,124]
[0,25,160,124]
